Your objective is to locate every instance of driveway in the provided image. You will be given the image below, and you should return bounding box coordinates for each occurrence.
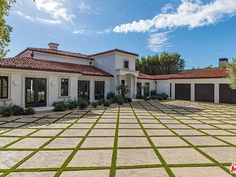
[0,100,236,177]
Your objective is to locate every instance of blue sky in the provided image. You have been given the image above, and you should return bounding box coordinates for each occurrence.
[6,0,236,69]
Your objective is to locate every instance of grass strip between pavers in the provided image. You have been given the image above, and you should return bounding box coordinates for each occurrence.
[109,106,120,177]
[53,108,108,177]
[130,103,176,177]
[144,101,236,177]
[1,110,90,177]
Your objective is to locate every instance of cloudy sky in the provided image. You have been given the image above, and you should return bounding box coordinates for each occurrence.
[6,0,236,68]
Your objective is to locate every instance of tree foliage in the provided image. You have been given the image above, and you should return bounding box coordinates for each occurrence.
[0,0,15,57]
[136,52,185,75]
[227,59,236,90]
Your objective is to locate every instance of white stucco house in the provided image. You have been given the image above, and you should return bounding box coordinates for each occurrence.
[0,43,235,110]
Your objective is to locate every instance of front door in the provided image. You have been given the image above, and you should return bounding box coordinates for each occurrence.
[25,78,47,107]
[78,80,90,100]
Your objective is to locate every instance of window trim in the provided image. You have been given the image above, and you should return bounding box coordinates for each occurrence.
[94,81,105,100]
[124,60,129,69]
[0,75,10,100]
[59,77,71,98]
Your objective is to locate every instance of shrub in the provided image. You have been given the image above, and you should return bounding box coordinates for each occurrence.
[24,107,35,115]
[161,93,168,100]
[97,99,104,106]
[91,102,97,108]
[103,100,110,107]
[123,97,128,103]
[107,92,115,99]
[78,99,88,110]
[53,101,67,112]
[151,90,157,96]
[0,103,13,117]
[12,105,24,116]
[66,99,78,110]
[136,94,144,99]
[127,98,132,103]
[117,97,124,105]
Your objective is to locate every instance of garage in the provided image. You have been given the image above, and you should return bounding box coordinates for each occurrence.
[219,84,236,104]
[195,84,214,102]
[175,84,191,101]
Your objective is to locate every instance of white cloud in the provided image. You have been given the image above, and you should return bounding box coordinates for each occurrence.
[161,3,174,13]
[147,32,171,52]
[15,11,61,25]
[96,28,112,34]
[78,2,91,13]
[34,0,74,22]
[113,0,236,33]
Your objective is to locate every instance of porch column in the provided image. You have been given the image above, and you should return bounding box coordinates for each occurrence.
[171,82,175,99]
[214,83,219,103]
[191,83,195,101]
[90,79,94,102]
[134,76,137,98]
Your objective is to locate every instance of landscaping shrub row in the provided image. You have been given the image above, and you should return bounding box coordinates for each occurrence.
[0,103,35,117]
[136,91,169,101]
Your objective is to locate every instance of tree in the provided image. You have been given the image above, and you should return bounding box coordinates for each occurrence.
[0,0,16,57]
[136,52,185,75]
[227,59,236,90]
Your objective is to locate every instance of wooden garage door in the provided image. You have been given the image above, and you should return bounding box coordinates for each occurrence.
[175,84,191,101]
[195,84,214,102]
[219,84,236,104]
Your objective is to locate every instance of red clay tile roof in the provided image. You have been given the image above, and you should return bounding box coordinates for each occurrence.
[138,68,229,80]
[0,57,113,77]
[90,48,139,57]
[16,48,93,60]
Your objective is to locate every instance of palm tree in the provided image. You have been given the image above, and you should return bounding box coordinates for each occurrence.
[227,59,236,90]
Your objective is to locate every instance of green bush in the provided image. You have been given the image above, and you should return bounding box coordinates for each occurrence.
[97,99,104,106]
[117,97,124,105]
[0,103,13,117]
[24,107,35,115]
[107,92,115,99]
[127,98,132,103]
[53,101,67,112]
[103,100,110,107]
[78,99,88,110]
[151,90,157,96]
[12,105,24,116]
[66,99,78,110]
[136,94,144,99]
[161,93,168,100]
[91,102,97,108]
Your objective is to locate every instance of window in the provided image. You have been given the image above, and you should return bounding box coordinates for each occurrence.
[124,60,129,68]
[0,76,9,99]
[121,80,125,85]
[25,78,47,107]
[61,78,69,96]
[144,83,150,97]
[137,82,142,96]
[95,81,105,100]
[78,80,90,100]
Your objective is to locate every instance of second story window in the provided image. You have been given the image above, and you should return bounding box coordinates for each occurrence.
[124,60,129,69]
[61,78,69,96]
[0,76,9,99]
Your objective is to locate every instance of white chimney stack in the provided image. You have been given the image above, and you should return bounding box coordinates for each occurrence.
[48,42,59,50]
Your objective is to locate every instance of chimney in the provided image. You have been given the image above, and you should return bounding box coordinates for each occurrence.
[219,58,228,67]
[48,42,59,50]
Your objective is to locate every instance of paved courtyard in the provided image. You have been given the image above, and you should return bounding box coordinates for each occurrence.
[0,100,236,177]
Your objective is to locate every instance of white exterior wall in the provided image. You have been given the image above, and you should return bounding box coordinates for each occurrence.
[115,53,136,71]
[0,68,113,109]
[156,80,171,97]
